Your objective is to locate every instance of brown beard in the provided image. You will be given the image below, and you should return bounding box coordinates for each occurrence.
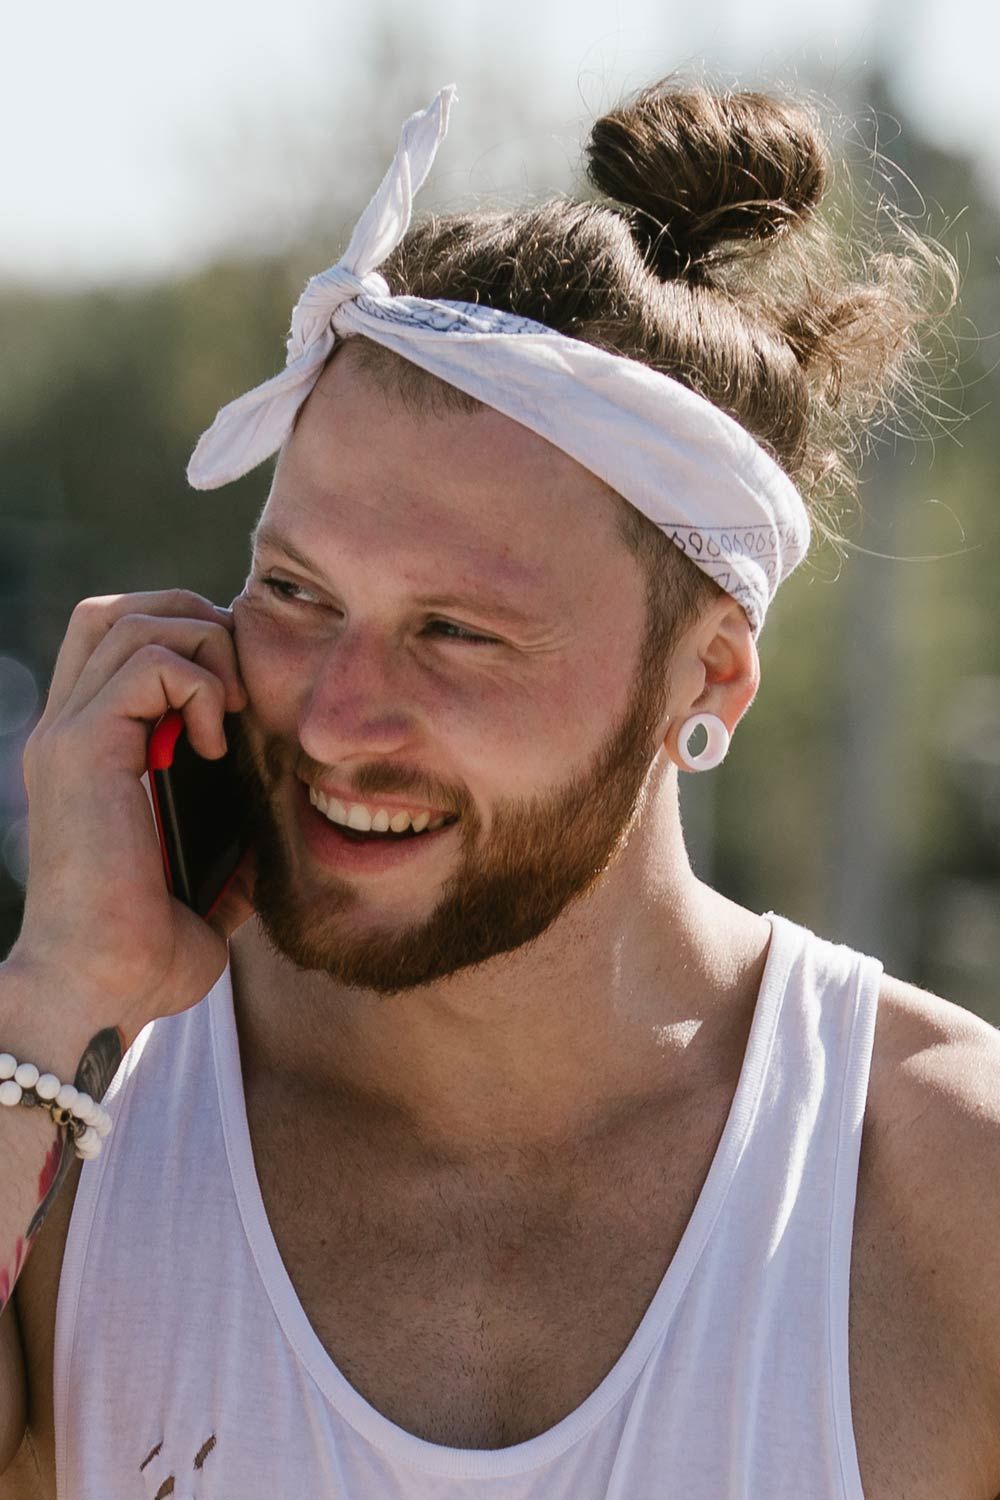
[228,648,670,998]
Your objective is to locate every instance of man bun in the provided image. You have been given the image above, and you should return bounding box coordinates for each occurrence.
[586,85,829,279]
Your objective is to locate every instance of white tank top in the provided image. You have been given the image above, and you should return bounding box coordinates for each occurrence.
[54,910,882,1499]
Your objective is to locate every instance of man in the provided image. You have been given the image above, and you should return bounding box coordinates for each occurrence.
[2,84,1000,1499]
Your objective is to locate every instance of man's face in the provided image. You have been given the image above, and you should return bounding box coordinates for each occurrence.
[230,347,674,995]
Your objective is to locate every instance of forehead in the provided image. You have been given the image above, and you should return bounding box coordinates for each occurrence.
[259,346,625,593]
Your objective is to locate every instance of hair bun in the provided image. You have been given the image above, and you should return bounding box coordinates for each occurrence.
[586,83,829,279]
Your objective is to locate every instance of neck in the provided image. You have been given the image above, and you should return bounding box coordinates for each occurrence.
[229,788,772,1159]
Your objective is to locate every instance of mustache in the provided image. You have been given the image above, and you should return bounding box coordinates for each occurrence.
[229,714,467,820]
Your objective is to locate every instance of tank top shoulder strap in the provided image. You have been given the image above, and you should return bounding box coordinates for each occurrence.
[759,910,883,1496]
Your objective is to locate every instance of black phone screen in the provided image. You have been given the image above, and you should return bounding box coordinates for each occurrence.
[149,712,247,918]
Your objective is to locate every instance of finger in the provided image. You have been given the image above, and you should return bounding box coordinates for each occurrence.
[74,646,232,767]
[42,590,233,726]
[58,615,248,725]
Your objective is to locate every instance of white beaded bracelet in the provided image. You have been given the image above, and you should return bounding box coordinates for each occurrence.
[0,1052,111,1159]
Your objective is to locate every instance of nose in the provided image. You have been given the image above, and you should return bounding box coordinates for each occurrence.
[296,624,416,765]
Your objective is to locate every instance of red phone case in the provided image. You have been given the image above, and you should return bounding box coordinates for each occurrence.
[148,711,184,897]
[147,709,240,920]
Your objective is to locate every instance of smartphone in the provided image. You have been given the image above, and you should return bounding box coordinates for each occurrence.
[147,709,248,918]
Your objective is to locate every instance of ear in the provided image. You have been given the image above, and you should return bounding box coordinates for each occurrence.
[661,599,760,770]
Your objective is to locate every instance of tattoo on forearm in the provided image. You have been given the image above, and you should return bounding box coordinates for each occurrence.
[1,1026,124,1312]
[24,1026,123,1238]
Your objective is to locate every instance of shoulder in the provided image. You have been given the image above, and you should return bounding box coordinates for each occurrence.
[870,969,1000,1110]
[868,972,1000,1171]
[865,972,1000,1416]
[867,972,1000,1251]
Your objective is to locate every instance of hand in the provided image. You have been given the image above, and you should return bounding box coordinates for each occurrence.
[9,590,254,1046]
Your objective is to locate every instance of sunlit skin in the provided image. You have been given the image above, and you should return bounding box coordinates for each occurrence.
[228,344,771,1153]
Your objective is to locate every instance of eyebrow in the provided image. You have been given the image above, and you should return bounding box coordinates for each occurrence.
[250,521,548,628]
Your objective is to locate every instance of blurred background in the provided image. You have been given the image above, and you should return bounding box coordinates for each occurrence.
[1,0,997,1018]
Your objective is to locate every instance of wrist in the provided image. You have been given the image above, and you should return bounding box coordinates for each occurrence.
[0,1052,112,1159]
[0,953,130,1090]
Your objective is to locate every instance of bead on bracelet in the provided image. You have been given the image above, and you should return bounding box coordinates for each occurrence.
[0,1051,111,1157]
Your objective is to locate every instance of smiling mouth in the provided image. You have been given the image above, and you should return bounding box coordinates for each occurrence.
[303,778,459,832]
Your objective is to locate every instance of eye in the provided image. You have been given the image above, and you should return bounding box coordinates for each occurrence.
[426,620,498,646]
[259,575,323,606]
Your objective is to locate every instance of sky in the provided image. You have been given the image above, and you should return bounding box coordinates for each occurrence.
[2,0,998,287]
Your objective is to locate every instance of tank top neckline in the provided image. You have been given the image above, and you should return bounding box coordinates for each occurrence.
[211,911,797,1480]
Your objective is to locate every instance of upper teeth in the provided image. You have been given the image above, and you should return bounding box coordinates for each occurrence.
[308,787,449,834]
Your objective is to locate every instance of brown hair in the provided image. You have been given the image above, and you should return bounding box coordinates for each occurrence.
[347,78,957,668]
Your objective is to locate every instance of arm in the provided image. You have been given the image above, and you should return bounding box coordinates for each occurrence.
[0,960,125,1476]
[0,962,125,1315]
[869,974,1000,1497]
[0,588,253,1477]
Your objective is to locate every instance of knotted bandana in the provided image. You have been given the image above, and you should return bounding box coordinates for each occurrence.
[187,85,811,635]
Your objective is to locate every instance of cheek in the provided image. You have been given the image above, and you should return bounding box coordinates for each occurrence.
[540,681,610,763]
[449,662,614,782]
[233,603,317,718]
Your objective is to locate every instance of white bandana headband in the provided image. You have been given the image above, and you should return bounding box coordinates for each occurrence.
[187,85,811,636]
